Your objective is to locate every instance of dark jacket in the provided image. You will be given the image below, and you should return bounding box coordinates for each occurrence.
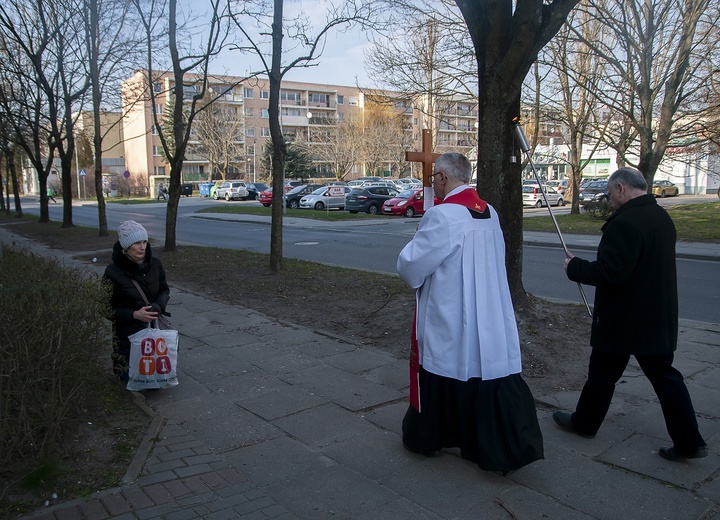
[566,194,678,355]
[103,241,170,358]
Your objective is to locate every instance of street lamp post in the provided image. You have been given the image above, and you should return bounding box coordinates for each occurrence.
[253,140,256,183]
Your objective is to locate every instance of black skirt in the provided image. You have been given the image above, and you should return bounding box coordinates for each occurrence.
[402,367,544,472]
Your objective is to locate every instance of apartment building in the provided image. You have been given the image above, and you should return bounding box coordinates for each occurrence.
[120,70,479,188]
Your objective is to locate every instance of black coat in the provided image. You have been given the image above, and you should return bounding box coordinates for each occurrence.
[103,241,170,358]
[566,194,678,355]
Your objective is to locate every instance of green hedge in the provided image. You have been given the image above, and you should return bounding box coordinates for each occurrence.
[0,245,111,467]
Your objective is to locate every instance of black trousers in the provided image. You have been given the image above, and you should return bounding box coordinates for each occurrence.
[572,349,705,453]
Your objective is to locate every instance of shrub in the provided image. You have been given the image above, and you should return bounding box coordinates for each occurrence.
[0,245,112,468]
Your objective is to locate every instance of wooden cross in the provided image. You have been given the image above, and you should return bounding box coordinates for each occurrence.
[405,129,441,187]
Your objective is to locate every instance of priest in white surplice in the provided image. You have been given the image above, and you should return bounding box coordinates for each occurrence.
[397,152,543,473]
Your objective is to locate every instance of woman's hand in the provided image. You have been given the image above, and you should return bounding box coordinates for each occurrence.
[133,305,159,323]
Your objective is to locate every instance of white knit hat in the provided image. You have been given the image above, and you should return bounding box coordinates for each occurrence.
[118,220,148,249]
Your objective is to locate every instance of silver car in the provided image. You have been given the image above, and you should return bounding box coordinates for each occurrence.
[215,181,249,201]
[522,184,564,207]
[299,186,349,210]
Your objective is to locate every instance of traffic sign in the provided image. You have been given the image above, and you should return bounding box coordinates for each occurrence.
[79,169,86,176]
[123,170,130,179]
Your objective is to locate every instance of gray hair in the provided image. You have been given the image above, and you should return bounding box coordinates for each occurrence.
[608,167,647,192]
[435,152,472,183]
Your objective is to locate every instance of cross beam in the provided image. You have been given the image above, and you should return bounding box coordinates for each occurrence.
[405,129,441,187]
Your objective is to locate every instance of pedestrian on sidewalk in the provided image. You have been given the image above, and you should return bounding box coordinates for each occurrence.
[554,167,707,461]
[397,152,543,474]
[157,183,167,201]
[47,185,57,203]
[103,220,170,382]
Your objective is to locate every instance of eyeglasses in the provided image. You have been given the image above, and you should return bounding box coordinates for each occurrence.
[432,171,444,179]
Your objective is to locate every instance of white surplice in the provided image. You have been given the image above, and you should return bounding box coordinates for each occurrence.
[397,185,522,382]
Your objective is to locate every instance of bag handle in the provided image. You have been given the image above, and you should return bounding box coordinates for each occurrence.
[130,279,160,329]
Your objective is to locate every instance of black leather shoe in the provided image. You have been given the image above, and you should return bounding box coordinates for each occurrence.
[658,446,708,461]
[552,411,596,439]
[403,442,442,458]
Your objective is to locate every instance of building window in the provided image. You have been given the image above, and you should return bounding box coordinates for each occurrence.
[261,127,270,137]
[413,117,418,126]
[337,95,344,105]
[153,82,162,93]
[281,108,303,117]
[348,97,358,106]
[244,107,254,117]
[153,145,161,156]
[154,166,166,176]
[308,93,329,105]
[261,108,269,118]
[246,127,255,137]
[151,125,159,135]
[281,91,300,102]
[244,87,254,98]
[260,90,269,99]
[154,104,163,115]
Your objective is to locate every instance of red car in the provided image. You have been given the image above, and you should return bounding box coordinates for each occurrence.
[258,187,273,207]
[382,188,425,217]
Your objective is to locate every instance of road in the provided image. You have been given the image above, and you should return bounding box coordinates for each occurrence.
[21,196,720,323]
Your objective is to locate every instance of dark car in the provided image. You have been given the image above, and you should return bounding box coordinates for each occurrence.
[284,184,325,209]
[579,180,609,205]
[346,186,400,214]
[246,182,269,200]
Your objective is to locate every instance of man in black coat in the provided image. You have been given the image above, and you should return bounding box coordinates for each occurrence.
[553,167,707,461]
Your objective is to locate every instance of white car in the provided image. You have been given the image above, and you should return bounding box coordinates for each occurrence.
[522,184,564,207]
[299,186,350,210]
[215,181,249,201]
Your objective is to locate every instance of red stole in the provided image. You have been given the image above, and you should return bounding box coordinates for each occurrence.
[408,186,487,411]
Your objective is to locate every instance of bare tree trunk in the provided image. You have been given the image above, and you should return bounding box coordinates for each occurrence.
[269,0,286,272]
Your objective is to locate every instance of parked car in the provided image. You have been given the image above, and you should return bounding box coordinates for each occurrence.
[579,180,609,205]
[284,184,326,209]
[546,179,568,195]
[299,186,350,210]
[246,182,269,200]
[215,181,249,201]
[652,180,680,198]
[522,185,565,207]
[258,187,273,206]
[345,186,400,214]
[284,180,303,192]
[382,188,425,217]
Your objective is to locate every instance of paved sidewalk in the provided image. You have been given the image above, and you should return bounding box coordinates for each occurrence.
[3,225,720,520]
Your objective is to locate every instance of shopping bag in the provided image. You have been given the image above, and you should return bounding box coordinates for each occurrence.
[126,326,179,391]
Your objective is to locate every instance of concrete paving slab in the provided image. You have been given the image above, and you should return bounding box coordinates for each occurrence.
[203,365,289,397]
[148,395,285,452]
[223,436,337,487]
[237,384,328,421]
[263,464,400,520]
[379,453,513,518]
[271,402,381,449]
[321,429,413,481]
[597,433,718,490]
[280,365,406,411]
[324,348,398,374]
[362,401,407,435]
[362,358,409,391]
[352,497,444,520]
[693,367,720,391]
[180,345,255,384]
[290,335,359,359]
[512,443,713,520]
[490,485,597,520]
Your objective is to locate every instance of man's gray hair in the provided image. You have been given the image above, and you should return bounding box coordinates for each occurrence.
[608,167,647,191]
[435,152,472,183]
